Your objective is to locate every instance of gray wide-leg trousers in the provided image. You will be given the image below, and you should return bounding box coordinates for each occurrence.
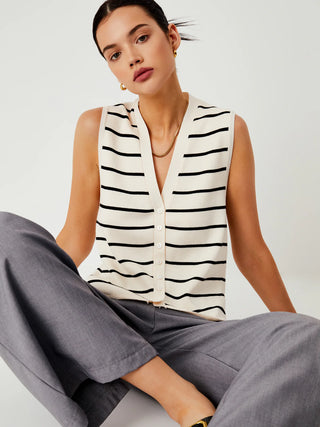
[0,211,319,427]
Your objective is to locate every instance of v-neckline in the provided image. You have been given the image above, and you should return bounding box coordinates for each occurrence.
[133,92,195,209]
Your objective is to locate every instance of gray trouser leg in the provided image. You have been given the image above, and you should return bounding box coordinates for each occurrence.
[209,312,320,426]
[151,306,320,427]
[2,210,319,426]
[0,211,158,427]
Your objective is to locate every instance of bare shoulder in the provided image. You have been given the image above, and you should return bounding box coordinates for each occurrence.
[229,113,252,168]
[234,113,250,140]
[77,107,103,133]
[74,107,103,167]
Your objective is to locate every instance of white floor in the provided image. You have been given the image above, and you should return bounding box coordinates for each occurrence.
[0,361,176,426]
[1,275,319,426]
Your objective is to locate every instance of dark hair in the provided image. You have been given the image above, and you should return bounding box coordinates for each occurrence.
[92,0,198,59]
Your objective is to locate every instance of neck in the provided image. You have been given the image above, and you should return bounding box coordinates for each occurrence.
[137,86,189,141]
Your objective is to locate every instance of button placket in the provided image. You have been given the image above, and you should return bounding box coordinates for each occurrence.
[132,95,195,309]
[153,206,166,300]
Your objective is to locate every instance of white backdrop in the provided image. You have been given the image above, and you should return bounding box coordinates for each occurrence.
[1,1,319,426]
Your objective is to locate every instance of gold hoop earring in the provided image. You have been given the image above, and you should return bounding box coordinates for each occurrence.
[120,83,127,91]
[174,50,177,57]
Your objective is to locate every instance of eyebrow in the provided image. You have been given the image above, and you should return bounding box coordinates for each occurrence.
[102,23,150,56]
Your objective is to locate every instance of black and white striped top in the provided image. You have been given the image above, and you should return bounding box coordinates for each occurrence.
[85,93,235,321]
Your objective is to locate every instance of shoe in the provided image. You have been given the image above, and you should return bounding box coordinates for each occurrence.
[189,415,213,427]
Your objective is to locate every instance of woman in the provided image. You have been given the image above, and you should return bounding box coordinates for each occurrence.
[1,1,319,426]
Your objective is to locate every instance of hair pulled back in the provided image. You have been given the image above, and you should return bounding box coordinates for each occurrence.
[92,0,197,58]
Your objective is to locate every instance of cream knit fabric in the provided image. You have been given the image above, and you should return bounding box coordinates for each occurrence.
[85,93,235,321]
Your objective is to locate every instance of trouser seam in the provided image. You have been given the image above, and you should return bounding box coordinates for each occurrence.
[173,347,239,373]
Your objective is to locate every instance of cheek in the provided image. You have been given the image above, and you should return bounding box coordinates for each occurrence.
[149,39,173,65]
[109,62,125,78]
[108,67,125,84]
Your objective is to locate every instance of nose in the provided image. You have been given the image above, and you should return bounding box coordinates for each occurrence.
[130,58,141,68]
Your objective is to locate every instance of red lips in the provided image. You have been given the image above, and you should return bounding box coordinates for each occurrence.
[134,67,154,81]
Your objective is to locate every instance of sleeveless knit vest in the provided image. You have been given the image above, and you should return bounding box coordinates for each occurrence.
[85,93,235,321]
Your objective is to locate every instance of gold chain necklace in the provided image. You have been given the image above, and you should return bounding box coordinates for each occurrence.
[151,111,186,157]
[151,121,183,158]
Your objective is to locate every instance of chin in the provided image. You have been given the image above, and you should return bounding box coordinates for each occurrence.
[137,84,168,98]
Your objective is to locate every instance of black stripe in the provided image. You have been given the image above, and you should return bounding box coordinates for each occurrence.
[105,126,139,139]
[173,186,226,195]
[87,278,117,285]
[189,127,229,139]
[106,111,137,128]
[99,254,153,266]
[197,104,217,109]
[179,167,226,176]
[194,111,230,121]
[166,291,224,299]
[193,305,226,314]
[184,147,228,157]
[118,258,153,265]
[98,253,116,260]
[165,259,226,265]
[101,185,149,195]
[165,224,226,231]
[96,220,154,230]
[166,205,226,213]
[101,166,144,176]
[99,203,154,213]
[102,146,141,157]
[107,111,130,120]
[86,278,154,295]
[108,242,154,248]
[165,242,227,248]
[96,267,153,278]
[113,104,134,113]
[166,276,226,283]
[131,288,154,294]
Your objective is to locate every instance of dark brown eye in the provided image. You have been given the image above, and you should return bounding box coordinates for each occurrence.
[137,35,148,43]
[110,52,120,61]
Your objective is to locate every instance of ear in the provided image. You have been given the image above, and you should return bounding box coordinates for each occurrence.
[167,23,181,51]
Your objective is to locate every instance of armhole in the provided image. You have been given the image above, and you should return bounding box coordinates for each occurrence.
[226,110,236,183]
[97,106,108,171]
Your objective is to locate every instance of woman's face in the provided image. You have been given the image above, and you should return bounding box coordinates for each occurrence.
[96,5,181,96]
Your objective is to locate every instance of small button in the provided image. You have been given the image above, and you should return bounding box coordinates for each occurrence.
[157,275,163,280]
[156,225,162,231]
[156,242,162,249]
[156,259,162,265]
[157,208,164,214]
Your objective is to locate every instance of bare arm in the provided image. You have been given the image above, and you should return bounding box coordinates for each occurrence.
[226,114,296,313]
[55,107,103,268]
